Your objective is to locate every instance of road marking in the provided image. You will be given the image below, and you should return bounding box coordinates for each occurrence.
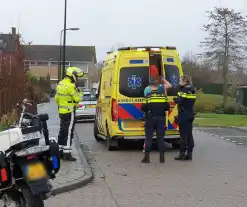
[225,139,230,141]
[220,137,224,139]
[222,136,247,138]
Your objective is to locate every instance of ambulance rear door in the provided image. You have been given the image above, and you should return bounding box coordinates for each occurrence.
[116,50,149,133]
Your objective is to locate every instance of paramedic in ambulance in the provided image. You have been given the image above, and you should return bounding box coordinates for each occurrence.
[55,67,84,161]
[150,64,159,77]
[141,75,172,163]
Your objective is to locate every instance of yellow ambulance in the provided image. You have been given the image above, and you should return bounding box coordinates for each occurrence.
[93,46,183,151]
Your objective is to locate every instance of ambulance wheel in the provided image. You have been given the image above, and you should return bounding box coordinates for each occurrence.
[172,143,180,149]
[106,127,118,151]
[94,122,102,142]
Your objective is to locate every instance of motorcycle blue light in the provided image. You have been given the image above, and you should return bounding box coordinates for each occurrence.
[52,156,58,169]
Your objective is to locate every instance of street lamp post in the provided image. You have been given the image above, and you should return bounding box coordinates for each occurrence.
[62,0,67,80]
[58,27,79,81]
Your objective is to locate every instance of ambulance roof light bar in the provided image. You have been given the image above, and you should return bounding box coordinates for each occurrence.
[166,46,177,50]
[118,46,176,51]
[118,46,163,51]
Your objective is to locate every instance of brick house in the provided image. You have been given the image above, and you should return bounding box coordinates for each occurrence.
[23,45,97,89]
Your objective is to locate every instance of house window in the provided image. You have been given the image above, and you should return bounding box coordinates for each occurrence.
[30,61,36,65]
[77,78,88,88]
[24,61,29,65]
[24,64,29,71]
[37,61,48,66]
[70,62,88,73]
[51,61,58,66]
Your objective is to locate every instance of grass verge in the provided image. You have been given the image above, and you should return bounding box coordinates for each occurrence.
[0,124,5,132]
[195,113,247,127]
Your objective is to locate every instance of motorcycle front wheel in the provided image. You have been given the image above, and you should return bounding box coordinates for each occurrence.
[3,185,44,207]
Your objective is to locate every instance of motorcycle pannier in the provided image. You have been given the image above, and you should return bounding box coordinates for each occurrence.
[0,151,11,188]
[45,140,60,178]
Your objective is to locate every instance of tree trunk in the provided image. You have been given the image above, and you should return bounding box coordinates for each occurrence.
[222,56,228,108]
[222,69,228,107]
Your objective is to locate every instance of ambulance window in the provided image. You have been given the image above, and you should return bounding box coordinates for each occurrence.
[164,64,180,96]
[119,67,149,97]
[97,74,102,97]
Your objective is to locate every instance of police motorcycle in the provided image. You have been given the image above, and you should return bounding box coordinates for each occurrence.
[0,99,60,207]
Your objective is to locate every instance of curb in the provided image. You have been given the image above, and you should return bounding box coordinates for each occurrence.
[228,126,247,133]
[50,132,94,196]
[195,126,247,133]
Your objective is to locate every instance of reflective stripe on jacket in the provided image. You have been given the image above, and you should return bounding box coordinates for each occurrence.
[173,85,196,113]
[146,93,169,103]
[55,77,83,114]
[177,92,196,99]
[142,91,170,118]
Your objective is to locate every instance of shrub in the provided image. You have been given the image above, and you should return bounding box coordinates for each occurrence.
[27,71,38,83]
[0,109,19,131]
[213,103,247,115]
[212,103,224,114]
[224,103,236,114]
[195,89,216,113]
[235,104,247,115]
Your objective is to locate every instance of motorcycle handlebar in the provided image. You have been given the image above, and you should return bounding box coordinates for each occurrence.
[15,99,34,108]
[23,112,36,120]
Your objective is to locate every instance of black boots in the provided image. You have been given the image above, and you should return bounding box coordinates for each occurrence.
[141,152,165,163]
[63,153,77,162]
[60,150,77,162]
[175,142,187,161]
[184,152,192,161]
[159,152,165,163]
[174,152,192,161]
[59,150,63,159]
[174,153,186,160]
[141,152,150,163]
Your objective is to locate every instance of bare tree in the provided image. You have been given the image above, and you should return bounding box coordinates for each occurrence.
[201,7,247,106]
[110,43,125,51]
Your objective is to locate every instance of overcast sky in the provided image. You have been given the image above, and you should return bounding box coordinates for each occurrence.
[1,0,247,61]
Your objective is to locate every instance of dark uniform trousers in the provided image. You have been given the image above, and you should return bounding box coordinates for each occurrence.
[144,117,166,153]
[58,111,75,154]
[178,112,194,153]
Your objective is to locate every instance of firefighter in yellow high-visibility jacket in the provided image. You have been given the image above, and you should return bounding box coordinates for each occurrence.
[55,67,84,161]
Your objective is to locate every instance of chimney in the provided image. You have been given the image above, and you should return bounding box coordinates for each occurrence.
[11,27,16,36]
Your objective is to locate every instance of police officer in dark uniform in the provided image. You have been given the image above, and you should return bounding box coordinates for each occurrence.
[141,76,172,163]
[174,75,196,161]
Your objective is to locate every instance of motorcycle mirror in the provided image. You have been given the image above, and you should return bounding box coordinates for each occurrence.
[15,103,20,108]
[23,99,28,104]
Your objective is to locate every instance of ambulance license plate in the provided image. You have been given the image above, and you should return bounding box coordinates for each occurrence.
[124,121,144,128]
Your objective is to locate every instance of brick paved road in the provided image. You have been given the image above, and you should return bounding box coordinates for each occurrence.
[45,122,247,207]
